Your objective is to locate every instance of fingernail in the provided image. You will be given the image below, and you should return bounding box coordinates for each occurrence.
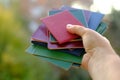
[66,24,73,28]
[67,24,73,28]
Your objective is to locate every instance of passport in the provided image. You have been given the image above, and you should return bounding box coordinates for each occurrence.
[88,12,104,30]
[26,44,83,64]
[96,22,108,34]
[48,39,83,49]
[41,10,84,44]
[37,56,72,70]
[31,41,85,56]
[31,24,48,43]
[49,34,81,43]
[48,9,86,43]
[30,41,82,70]
[37,56,81,70]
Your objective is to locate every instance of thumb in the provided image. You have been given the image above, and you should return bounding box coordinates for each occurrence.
[66,24,87,37]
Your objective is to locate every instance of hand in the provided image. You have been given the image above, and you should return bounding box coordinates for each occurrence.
[66,24,120,80]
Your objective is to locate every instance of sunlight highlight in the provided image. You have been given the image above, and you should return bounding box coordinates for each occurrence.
[71,1,83,9]
[91,0,120,14]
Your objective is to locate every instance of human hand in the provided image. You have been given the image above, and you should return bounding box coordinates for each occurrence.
[66,24,120,80]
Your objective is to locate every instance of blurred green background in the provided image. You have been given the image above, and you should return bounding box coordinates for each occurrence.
[0,0,120,80]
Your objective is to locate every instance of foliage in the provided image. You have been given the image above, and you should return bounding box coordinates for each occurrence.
[105,9,120,54]
[0,5,58,80]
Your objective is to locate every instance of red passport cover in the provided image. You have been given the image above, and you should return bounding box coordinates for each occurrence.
[41,10,83,44]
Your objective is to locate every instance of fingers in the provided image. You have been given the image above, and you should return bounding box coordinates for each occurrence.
[66,24,102,38]
[66,24,87,37]
[81,53,91,70]
[66,24,110,48]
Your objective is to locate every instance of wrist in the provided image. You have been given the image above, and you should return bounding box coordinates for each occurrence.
[88,47,120,80]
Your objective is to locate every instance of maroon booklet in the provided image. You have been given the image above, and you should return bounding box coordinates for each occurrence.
[47,32,83,49]
[31,24,48,43]
[48,39,83,49]
[41,10,83,44]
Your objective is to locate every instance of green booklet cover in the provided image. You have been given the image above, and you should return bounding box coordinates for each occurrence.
[26,44,83,64]
[37,56,72,70]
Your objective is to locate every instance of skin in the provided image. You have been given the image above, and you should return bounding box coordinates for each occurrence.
[66,24,120,80]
